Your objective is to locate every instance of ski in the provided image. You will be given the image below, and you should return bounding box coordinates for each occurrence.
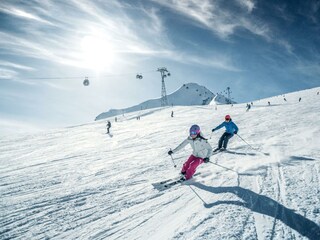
[152,178,184,191]
[163,178,185,188]
[106,133,113,138]
[223,150,253,156]
[154,175,185,185]
[211,148,226,156]
[159,177,180,185]
[152,173,200,191]
[212,149,269,156]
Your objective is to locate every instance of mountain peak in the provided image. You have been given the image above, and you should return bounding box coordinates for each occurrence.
[95,83,232,121]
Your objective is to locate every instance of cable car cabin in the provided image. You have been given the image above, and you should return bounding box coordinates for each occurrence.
[136,74,143,79]
[83,77,89,86]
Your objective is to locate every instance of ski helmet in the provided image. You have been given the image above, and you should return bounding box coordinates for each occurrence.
[225,115,231,120]
[189,124,200,136]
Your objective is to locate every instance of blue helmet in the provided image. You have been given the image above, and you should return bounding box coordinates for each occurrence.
[189,124,200,136]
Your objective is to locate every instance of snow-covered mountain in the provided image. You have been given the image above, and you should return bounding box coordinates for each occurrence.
[1,87,320,239]
[95,83,233,120]
[210,93,236,105]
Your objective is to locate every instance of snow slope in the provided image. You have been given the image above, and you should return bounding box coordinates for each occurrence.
[1,87,320,240]
[95,83,233,121]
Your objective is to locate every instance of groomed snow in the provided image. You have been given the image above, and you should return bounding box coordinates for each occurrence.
[1,87,320,239]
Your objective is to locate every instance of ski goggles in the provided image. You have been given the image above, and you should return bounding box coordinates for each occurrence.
[190,131,199,135]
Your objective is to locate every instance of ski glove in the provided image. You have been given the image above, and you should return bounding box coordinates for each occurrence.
[168,150,173,155]
[203,157,210,163]
[234,131,238,134]
[211,129,215,132]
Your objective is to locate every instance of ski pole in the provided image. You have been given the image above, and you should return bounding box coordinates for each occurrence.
[169,149,177,168]
[208,161,241,186]
[170,155,177,168]
[208,161,238,173]
[236,134,256,149]
[236,134,269,155]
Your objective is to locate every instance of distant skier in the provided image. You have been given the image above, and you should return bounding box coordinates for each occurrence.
[268,101,271,106]
[284,97,287,102]
[212,115,239,151]
[168,125,212,181]
[106,120,111,134]
[171,111,174,117]
[115,117,117,122]
[299,97,301,102]
[246,104,251,111]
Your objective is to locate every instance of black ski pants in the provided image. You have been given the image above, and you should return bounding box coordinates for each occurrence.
[218,132,233,149]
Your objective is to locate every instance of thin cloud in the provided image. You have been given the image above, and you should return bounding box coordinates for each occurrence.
[152,0,296,54]
[0,68,18,79]
[277,40,294,55]
[189,56,242,72]
[161,51,242,72]
[0,5,54,25]
[272,4,294,23]
[236,0,255,13]
[0,61,35,71]
[42,81,69,90]
[295,62,320,77]
[152,0,269,39]
[309,1,320,23]
[0,32,57,60]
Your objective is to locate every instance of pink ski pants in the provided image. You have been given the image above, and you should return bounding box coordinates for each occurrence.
[181,155,203,180]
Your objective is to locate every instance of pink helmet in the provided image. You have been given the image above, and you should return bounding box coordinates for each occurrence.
[225,115,231,120]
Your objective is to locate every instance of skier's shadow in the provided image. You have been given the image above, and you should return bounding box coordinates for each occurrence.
[191,182,320,240]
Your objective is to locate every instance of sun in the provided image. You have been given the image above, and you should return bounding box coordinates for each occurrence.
[81,36,114,71]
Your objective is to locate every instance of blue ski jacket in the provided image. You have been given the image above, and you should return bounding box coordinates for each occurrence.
[213,120,239,135]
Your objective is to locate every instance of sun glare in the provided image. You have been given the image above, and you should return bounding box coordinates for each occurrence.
[81,36,114,71]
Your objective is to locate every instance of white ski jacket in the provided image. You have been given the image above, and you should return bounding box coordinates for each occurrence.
[172,134,213,159]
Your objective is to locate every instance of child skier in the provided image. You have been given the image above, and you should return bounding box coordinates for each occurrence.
[212,115,238,151]
[168,125,212,180]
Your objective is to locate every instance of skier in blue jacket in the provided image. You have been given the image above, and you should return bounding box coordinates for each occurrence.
[212,115,238,151]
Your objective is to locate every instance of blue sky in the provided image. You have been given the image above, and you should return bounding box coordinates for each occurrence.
[0,0,320,132]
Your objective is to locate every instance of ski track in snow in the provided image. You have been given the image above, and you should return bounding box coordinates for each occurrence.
[1,87,320,239]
